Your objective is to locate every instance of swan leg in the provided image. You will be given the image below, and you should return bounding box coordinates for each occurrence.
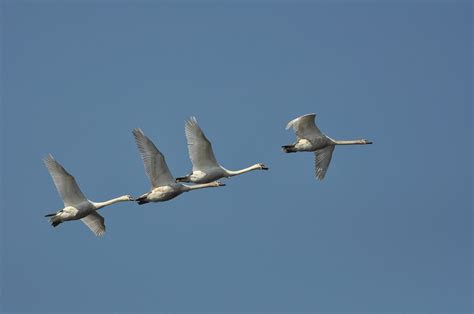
[175,175,191,183]
[51,220,62,227]
[135,192,150,205]
[49,215,63,227]
[282,145,296,153]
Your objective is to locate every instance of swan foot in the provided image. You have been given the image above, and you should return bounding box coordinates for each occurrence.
[175,176,191,183]
[282,145,296,153]
[135,192,150,205]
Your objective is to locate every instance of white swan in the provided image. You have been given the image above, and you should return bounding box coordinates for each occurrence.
[43,155,132,236]
[175,117,268,183]
[132,128,225,204]
[282,113,373,180]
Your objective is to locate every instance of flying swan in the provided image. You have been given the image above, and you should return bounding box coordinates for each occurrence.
[132,128,225,204]
[176,117,268,183]
[43,154,133,236]
[282,113,373,180]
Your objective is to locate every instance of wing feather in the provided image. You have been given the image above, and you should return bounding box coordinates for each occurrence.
[286,113,323,140]
[314,146,335,180]
[184,117,220,171]
[81,212,105,236]
[43,155,88,207]
[132,128,174,188]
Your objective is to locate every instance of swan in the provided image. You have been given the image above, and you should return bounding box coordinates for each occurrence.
[282,113,373,180]
[43,154,133,236]
[175,117,268,184]
[132,128,225,204]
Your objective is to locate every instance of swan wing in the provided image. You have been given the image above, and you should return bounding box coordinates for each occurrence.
[185,117,219,171]
[133,128,174,188]
[314,146,335,180]
[43,155,88,207]
[81,212,105,236]
[286,113,323,140]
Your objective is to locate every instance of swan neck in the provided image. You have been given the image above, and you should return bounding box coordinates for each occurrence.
[334,139,365,145]
[92,195,130,210]
[185,182,217,191]
[224,164,259,176]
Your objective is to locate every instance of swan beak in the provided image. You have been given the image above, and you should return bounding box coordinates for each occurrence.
[261,166,269,170]
[365,140,373,144]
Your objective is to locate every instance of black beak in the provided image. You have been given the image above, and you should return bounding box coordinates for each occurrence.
[261,166,269,170]
[366,140,373,144]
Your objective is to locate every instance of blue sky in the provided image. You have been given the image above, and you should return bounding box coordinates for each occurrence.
[1,1,472,313]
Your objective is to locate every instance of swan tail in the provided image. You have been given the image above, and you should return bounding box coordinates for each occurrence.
[282,145,296,153]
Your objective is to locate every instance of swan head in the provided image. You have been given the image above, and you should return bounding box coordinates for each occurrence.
[124,195,134,201]
[214,181,226,187]
[362,139,373,144]
[258,163,269,170]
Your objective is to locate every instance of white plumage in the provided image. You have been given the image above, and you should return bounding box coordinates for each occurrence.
[283,113,373,180]
[43,155,132,236]
[132,128,225,205]
[176,117,268,184]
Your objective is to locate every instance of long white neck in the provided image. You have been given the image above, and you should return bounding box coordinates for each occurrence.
[333,139,368,145]
[182,182,222,192]
[91,195,130,210]
[223,164,261,177]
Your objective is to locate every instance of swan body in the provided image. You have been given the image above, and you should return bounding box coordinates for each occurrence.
[43,154,132,236]
[283,113,373,180]
[176,117,268,183]
[132,128,225,205]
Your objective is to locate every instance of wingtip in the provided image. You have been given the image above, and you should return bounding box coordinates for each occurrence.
[186,116,198,125]
[315,168,327,181]
[43,153,54,161]
[132,128,143,135]
[43,154,56,166]
[132,128,147,142]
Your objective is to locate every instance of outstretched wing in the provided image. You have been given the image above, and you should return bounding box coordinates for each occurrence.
[132,128,175,188]
[286,113,323,140]
[314,146,335,180]
[43,155,88,207]
[81,212,105,236]
[184,117,220,171]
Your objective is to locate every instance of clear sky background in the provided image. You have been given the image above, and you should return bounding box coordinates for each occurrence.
[1,1,472,313]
